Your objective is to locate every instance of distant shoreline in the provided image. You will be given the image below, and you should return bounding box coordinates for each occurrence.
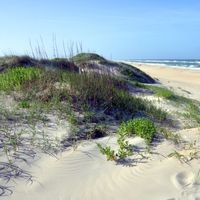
[124,60,200,70]
[125,61,200,100]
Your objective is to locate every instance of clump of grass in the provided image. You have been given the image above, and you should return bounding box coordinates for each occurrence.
[184,101,200,124]
[118,118,156,144]
[0,67,42,91]
[142,85,175,99]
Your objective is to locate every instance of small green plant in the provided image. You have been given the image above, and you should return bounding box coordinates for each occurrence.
[116,132,133,159]
[97,126,133,161]
[118,118,156,144]
[97,143,117,161]
[97,118,156,162]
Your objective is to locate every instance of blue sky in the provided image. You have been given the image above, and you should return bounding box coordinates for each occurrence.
[0,0,200,59]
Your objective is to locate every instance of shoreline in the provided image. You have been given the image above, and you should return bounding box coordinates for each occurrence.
[125,61,200,100]
[124,61,200,72]
[134,63,200,71]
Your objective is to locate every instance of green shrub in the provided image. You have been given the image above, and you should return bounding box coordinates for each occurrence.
[118,118,156,144]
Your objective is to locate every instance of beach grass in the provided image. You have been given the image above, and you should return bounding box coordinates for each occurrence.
[0,67,42,91]
[0,67,167,123]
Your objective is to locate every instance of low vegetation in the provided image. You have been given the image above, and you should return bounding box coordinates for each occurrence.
[0,67,166,123]
[0,67,42,91]
[183,101,200,125]
[97,132,132,161]
[135,83,175,99]
[118,118,156,144]
[97,118,155,161]
[135,83,200,125]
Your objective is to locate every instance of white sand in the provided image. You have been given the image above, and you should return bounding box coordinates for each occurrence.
[126,62,200,101]
[3,64,200,200]
[3,128,200,200]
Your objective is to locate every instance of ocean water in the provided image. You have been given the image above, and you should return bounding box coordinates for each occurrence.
[129,59,200,69]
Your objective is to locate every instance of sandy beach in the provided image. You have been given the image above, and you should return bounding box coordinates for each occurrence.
[1,62,199,200]
[126,62,200,101]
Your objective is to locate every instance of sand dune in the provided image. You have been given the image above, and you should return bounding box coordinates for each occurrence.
[4,128,200,200]
[2,63,200,199]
